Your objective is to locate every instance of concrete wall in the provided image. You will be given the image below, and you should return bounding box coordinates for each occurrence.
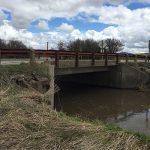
[118,64,149,88]
[56,64,150,89]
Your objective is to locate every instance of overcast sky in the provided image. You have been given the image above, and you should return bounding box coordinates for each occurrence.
[0,0,150,53]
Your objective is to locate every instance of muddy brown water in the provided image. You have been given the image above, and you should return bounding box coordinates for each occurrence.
[56,83,150,136]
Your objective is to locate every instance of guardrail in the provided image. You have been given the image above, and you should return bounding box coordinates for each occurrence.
[0,49,149,68]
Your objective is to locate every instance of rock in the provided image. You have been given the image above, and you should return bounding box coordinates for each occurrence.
[29,77,50,93]
[11,74,50,93]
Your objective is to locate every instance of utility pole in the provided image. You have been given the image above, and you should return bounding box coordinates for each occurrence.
[47,42,49,51]
[46,42,49,61]
[148,40,150,54]
[0,49,1,65]
[102,40,104,53]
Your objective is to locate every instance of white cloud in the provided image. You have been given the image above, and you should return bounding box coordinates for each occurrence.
[0,22,72,49]
[97,5,150,52]
[0,20,149,53]
[36,20,49,30]
[0,0,147,28]
[0,21,35,47]
[0,1,150,53]
[0,9,5,24]
[57,23,74,33]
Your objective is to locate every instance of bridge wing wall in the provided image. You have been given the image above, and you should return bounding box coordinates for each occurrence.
[57,64,150,89]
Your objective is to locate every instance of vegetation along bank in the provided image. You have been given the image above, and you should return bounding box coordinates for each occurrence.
[0,63,150,150]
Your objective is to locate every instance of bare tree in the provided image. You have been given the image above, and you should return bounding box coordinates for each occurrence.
[67,39,82,51]
[7,40,28,49]
[0,39,7,49]
[0,39,28,49]
[58,38,124,53]
[104,38,124,53]
[57,41,66,50]
[67,39,100,52]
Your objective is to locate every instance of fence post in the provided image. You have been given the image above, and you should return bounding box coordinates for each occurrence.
[91,52,95,66]
[75,51,79,67]
[48,64,54,109]
[105,53,108,66]
[55,51,59,68]
[30,49,35,64]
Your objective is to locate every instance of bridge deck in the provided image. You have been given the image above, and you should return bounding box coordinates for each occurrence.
[0,49,149,75]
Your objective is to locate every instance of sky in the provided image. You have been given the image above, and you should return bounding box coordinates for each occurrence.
[0,0,150,53]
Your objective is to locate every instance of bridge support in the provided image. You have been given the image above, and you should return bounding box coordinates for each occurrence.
[48,64,55,109]
[57,64,150,89]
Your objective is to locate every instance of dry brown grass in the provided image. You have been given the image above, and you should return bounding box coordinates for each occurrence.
[0,63,150,149]
[0,88,149,150]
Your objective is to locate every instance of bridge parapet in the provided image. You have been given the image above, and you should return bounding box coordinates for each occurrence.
[0,49,149,68]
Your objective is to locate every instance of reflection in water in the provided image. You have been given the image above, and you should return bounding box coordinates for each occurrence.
[56,83,150,135]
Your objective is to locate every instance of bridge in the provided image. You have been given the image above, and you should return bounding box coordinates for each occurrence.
[0,49,149,75]
[1,49,150,90]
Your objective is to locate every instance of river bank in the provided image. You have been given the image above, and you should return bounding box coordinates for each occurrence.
[1,64,150,149]
[1,87,150,149]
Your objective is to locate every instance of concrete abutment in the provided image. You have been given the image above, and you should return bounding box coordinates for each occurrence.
[56,64,150,89]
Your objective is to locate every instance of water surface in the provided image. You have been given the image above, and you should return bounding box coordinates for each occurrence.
[56,83,150,135]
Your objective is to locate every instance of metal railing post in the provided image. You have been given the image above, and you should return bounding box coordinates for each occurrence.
[105,53,108,66]
[145,56,147,63]
[91,52,95,66]
[0,49,1,65]
[148,55,150,63]
[75,51,79,67]
[134,55,137,63]
[116,54,119,64]
[55,51,59,68]
[126,54,128,64]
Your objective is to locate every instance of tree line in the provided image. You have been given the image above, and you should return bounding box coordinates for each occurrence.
[0,38,124,53]
[57,38,124,53]
[0,39,28,49]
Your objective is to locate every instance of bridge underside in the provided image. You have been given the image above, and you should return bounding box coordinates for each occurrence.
[55,66,109,76]
[56,64,150,89]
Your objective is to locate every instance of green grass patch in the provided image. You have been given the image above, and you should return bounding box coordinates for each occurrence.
[127,131,150,144]
[0,62,50,79]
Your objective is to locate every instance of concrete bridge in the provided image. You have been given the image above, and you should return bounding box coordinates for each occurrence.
[1,49,150,89]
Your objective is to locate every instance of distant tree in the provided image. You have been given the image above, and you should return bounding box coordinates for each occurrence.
[67,39,82,51]
[0,39,6,49]
[57,41,66,50]
[66,38,124,53]
[7,40,28,49]
[67,39,100,52]
[0,39,28,49]
[83,39,100,52]
[58,38,124,53]
[104,38,124,53]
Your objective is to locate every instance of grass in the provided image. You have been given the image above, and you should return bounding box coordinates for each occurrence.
[0,62,50,92]
[1,63,150,149]
[0,62,50,77]
[0,87,150,150]
[105,123,150,144]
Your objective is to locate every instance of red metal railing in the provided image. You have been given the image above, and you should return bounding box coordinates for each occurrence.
[0,49,149,68]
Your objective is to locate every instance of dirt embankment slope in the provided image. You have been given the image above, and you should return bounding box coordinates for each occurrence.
[0,63,150,150]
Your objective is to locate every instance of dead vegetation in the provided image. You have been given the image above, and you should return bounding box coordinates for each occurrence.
[0,87,150,150]
[0,63,150,150]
